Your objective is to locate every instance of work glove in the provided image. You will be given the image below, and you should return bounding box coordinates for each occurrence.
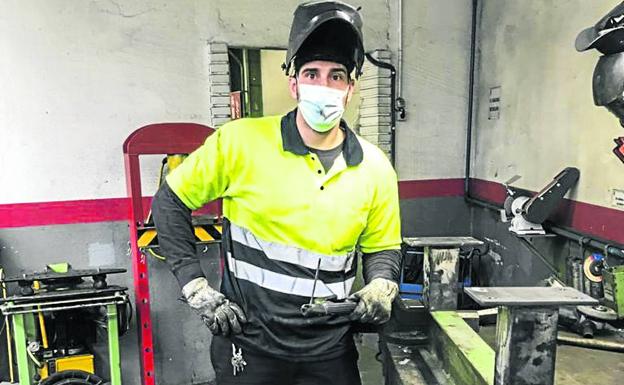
[349,278,398,324]
[182,277,247,336]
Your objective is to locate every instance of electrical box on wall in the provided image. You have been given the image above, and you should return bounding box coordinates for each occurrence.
[612,188,624,209]
[488,86,501,120]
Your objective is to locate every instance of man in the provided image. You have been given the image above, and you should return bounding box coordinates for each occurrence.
[576,1,624,164]
[152,1,402,384]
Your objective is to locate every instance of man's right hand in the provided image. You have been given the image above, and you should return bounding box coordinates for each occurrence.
[182,277,247,336]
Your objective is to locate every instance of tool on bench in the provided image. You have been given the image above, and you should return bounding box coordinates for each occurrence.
[300,259,358,317]
[500,167,580,236]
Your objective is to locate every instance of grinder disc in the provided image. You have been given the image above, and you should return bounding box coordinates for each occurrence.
[583,254,604,282]
[577,305,618,321]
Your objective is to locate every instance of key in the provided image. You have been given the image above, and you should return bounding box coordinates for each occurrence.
[231,343,247,376]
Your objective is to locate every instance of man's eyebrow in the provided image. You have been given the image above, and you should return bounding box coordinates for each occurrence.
[330,68,348,74]
[301,68,319,73]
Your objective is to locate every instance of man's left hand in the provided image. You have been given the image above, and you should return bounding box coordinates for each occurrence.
[349,278,398,324]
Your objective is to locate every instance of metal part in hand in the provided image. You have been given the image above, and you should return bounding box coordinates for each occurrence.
[231,343,246,376]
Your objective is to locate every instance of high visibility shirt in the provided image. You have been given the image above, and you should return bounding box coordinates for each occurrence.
[166,109,401,360]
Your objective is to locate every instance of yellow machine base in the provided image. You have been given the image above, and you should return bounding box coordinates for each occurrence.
[40,354,95,379]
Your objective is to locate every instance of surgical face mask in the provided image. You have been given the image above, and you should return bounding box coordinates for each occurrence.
[297,83,348,133]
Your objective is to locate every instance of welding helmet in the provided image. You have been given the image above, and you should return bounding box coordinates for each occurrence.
[283,1,365,78]
[576,2,624,55]
[593,52,624,125]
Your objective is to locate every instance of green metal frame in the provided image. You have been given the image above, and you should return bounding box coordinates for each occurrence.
[107,303,122,385]
[604,265,624,318]
[7,300,123,385]
[11,312,33,385]
[430,311,495,385]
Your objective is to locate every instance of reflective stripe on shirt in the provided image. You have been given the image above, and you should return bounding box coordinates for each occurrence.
[226,252,354,299]
[230,222,355,273]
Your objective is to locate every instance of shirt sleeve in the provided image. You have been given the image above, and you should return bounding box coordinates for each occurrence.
[151,182,204,287]
[165,125,233,210]
[358,164,402,254]
[362,249,402,283]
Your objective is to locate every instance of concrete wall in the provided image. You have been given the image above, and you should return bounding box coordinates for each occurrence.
[469,206,572,286]
[393,0,473,180]
[473,0,624,208]
[401,197,471,238]
[0,0,391,206]
[0,0,472,206]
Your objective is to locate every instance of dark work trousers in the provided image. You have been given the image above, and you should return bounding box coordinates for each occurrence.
[210,335,362,385]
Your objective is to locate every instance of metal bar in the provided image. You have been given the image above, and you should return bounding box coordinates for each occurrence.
[464,287,597,307]
[2,268,15,383]
[495,306,558,385]
[2,294,123,309]
[2,300,127,315]
[403,236,484,248]
[12,313,32,385]
[557,334,624,352]
[430,311,494,385]
[122,123,214,385]
[122,123,213,156]
[107,304,122,385]
[125,151,155,385]
[124,154,145,228]
[139,240,220,250]
[242,48,250,117]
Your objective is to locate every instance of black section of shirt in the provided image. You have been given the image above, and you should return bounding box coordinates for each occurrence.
[307,140,344,173]
[362,249,402,284]
[280,109,363,166]
[152,181,204,288]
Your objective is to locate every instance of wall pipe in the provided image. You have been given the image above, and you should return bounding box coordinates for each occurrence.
[466,196,624,260]
[462,0,624,261]
[464,0,478,195]
[397,0,403,98]
[365,53,397,167]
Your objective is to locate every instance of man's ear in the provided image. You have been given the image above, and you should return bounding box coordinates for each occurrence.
[288,76,299,100]
[345,79,355,104]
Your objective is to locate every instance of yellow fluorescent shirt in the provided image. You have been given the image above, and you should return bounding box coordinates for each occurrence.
[166,112,401,256]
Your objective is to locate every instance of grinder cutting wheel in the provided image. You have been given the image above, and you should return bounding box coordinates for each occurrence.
[583,253,605,283]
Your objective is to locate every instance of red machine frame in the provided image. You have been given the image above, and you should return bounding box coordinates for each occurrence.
[123,123,215,385]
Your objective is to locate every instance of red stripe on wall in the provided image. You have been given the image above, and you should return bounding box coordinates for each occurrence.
[0,198,220,229]
[0,179,463,228]
[398,178,464,199]
[468,178,507,204]
[469,178,624,245]
[0,198,149,229]
[1,178,622,246]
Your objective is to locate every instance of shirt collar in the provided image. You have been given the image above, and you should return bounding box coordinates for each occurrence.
[280,108,363,166]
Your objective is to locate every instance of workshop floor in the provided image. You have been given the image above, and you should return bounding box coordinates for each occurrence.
[479,326,624,385]
[360,327,624,385]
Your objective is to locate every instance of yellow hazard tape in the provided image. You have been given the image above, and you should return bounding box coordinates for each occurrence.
[194,227,214,241]
[137,230,158,248]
